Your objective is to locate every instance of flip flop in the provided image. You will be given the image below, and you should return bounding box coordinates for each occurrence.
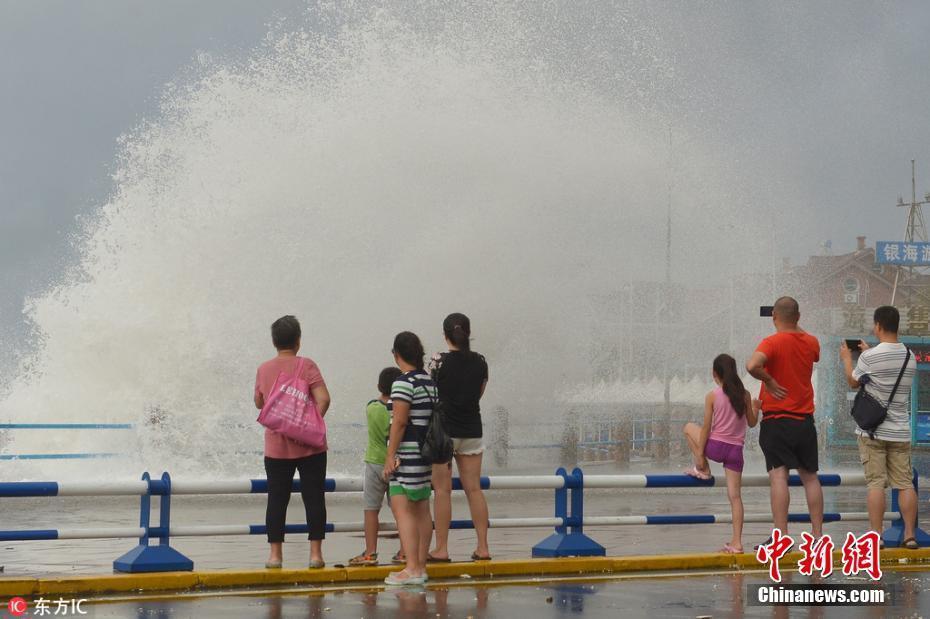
[684,466,711,481]
[471,552,492,561]
[721,543,743,554]
[903,537,919,550]
[427,553,452,563]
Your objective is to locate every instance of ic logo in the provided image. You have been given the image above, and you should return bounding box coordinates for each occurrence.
[7,597,27,616]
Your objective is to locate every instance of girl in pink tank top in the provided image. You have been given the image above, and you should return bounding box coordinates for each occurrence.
[682,354,759,553]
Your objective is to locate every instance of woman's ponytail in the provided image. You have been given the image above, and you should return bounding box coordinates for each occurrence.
[443,313,471,352]
[713,353,747,417]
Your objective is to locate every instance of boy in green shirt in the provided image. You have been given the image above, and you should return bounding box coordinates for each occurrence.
[349,367,402,566]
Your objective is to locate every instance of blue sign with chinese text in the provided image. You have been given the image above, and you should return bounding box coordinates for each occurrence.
[876,241,930,265]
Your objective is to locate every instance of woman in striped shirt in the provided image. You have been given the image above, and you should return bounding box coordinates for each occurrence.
[383,331,436,586]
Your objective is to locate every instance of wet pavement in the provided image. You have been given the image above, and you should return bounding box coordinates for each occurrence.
[4,453,930,617]
[4,437,924,574]
[66,569,929,618]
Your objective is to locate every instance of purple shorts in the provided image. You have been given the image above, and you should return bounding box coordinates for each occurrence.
[705,438,744,473]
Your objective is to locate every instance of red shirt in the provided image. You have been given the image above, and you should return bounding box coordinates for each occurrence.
[756,331,820,415]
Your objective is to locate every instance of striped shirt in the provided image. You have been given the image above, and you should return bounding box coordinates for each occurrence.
[390,371,437,429]
[388,371,436,500]
[852,342,916,442]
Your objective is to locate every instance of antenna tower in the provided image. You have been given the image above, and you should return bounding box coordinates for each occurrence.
[891,160,930,305]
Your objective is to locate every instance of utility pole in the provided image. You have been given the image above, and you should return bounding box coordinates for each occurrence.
[658,127,673,463]
[891,160,930,305]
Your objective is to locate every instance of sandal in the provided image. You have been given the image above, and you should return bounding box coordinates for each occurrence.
[470,552,492,561]
[721,543,743,554]
[753,536,773,551]
[348,551,379,566]
[903,537,919,550]
[427,553,452,563]
[391,551,406,565]
[309,559,325,569]
[684,466,711,481]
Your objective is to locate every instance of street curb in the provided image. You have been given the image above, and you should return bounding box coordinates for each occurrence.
[2,549,928,597]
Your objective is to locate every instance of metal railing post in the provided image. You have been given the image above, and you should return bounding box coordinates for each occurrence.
[569,467,584,534]
[113,471,193,573]
[883,467,930,547]
[532,467,605,557]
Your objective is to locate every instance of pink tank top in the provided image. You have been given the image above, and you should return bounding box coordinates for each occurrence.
[710,386,747,446]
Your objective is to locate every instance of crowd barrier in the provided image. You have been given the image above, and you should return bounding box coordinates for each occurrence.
[1,467,927,573]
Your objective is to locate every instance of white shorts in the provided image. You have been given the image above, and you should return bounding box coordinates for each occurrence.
[452,437,484,456]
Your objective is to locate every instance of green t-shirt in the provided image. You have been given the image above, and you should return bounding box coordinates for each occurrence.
[364,399,391,465]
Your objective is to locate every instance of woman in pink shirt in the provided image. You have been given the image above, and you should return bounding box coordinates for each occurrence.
[254,315,331,569]
[683,353,758,553]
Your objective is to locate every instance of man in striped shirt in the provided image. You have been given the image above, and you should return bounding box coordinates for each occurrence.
[840,305,918,548]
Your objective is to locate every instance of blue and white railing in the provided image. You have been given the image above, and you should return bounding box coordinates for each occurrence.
[0,418,667,462]
[1,467,926,573]
[0,422,365,461]
[0,423,132,461]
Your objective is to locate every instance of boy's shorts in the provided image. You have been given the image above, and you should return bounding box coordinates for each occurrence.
[857,435,913,490]
[363,462,388,510]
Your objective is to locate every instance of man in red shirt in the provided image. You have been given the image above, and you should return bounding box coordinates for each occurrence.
[746,297,824,542]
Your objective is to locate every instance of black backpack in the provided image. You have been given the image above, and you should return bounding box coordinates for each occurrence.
[850,348,910,439]
[416,376,453,465]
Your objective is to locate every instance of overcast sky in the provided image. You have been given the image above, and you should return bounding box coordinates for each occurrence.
[2,1,930,359]
[0,0,308,353]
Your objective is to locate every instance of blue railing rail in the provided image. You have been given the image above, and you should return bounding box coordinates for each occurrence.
[0,419,683,462]
[1,468,926,573]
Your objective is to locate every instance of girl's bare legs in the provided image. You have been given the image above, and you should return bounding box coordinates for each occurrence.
[390,494,428,577]
[456,452,490,558]
[389,494,404,562]
[683,423,709,474]
[430,463,453,560]
[414,499,433,570]
[725,468,744,550]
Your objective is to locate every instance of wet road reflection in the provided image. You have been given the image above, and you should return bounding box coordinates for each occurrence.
[92,569,930,619]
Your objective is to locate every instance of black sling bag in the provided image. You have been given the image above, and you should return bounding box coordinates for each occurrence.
[850,348,910,439]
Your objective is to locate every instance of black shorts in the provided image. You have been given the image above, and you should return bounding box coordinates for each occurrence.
[758,414,819,472]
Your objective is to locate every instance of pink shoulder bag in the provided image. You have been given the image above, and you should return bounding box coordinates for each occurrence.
[256,357,327,449]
